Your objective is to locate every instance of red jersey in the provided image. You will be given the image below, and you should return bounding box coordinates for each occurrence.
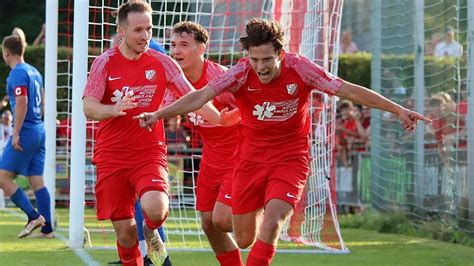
[209,53,343,163]
[83,47,194,164]
[189,60,238,168]
[164,59,239,167]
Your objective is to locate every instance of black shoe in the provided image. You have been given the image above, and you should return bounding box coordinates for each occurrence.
[162,255,172,266]
[143,255,153,266]
[143,255,171,266]
[108,260,122,265]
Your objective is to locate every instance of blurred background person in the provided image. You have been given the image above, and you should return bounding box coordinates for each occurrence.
[434,26,463,57]
[339,29,359,55]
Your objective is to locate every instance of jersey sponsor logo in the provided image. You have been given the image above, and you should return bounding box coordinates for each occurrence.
[286,192,297,199]
[287,83,298,95]
[253,102,276,120]
[108,76,122,81]
[111,89,124,103]
[224,194,232,199]
[111,85,157,107]
[130,85,157,107]
[253,99,298,121]
[188,112,204,125]
[145,70,156,80]
[151,178,163,183]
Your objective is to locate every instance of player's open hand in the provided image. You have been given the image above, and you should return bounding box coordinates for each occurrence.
[219,108,242,127]
[398,107,431,133]
[112,93,137,117]
[133,111,159,132]
[12,134,23,152]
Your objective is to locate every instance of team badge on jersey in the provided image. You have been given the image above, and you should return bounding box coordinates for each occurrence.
[145,70,156,81]
[287,83,298,95]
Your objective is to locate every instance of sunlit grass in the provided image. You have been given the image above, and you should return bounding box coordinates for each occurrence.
[2,208,474,266]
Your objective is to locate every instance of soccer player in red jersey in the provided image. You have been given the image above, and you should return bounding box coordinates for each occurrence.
[168,21,242,266]
[135,18,431,265]
[82,2,236,265]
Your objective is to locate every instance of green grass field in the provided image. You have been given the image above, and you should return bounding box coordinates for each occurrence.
[1,208,474,266]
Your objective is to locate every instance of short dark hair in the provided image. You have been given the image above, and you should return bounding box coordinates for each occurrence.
[117,1,152,26]
[172,21,209,44]
[339,100,353,110]
[239,18,285,52]
[2,35,25,56]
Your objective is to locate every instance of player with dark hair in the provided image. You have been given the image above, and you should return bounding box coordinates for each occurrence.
[168,21,242,265]
[135,18,430,265]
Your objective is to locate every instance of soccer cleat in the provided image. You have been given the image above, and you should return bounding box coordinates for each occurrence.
[162,255,172,266]
[143,223,168,266]
[143,255,153,266]
[27,232,55,239]
[18,215,46,238]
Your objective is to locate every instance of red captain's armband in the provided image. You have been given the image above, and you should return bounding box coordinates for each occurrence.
[14,86,27,97]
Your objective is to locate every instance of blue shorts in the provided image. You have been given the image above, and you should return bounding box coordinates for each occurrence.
[0,125,45,176]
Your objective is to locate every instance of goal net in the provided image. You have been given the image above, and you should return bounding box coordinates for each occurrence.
[57,0,347,253]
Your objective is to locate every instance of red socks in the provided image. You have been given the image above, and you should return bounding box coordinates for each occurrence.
[117,240,143,266]
[216,248,244,266]
[246,240,276,266]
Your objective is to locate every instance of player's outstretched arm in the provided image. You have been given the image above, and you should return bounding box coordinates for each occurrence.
[336,80,431,133]
[83,94,137,121]
[195,102,241,127]
[135,85,216,128]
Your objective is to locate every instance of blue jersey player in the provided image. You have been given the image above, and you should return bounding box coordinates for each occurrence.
[0,35,53,238]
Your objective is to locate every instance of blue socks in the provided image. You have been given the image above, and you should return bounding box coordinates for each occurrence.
[135,200,145,241]
[135,200,166,242]
[34,187,53,234]
[11,187,40,221]
[158,225,166,242]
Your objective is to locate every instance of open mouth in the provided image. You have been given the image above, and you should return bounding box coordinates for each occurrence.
[137,42,147,49]
[258,71,271,79]
[174,57,184,63]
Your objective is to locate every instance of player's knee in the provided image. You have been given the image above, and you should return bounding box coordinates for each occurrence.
[261,218,282,234]
[116,225,138,246]
[28,176,45,191]
[235,230,256,249]
[236,236,255,249]
[0,172,13,189]
[201,216,215,234]
[143,208,167,225]
[213,215,233,232]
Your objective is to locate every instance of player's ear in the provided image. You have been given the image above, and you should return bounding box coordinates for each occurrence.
[198,43,206,55]
[278,49,285,60]
[117,25,125,36]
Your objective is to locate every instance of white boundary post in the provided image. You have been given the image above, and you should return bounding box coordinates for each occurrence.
[414,0,425,208]
[44,0,59,230]
[370,0,382,205]
[466,0,474,223]
[69,0,89,249]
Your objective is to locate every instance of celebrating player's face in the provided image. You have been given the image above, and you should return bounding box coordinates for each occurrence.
[170,32,205,71]
[248,43,283,84]
[120,12,153,55]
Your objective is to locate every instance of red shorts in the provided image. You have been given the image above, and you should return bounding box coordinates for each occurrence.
[95,159,169,221]
[195,160,233,212]
[231,157,309,215]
